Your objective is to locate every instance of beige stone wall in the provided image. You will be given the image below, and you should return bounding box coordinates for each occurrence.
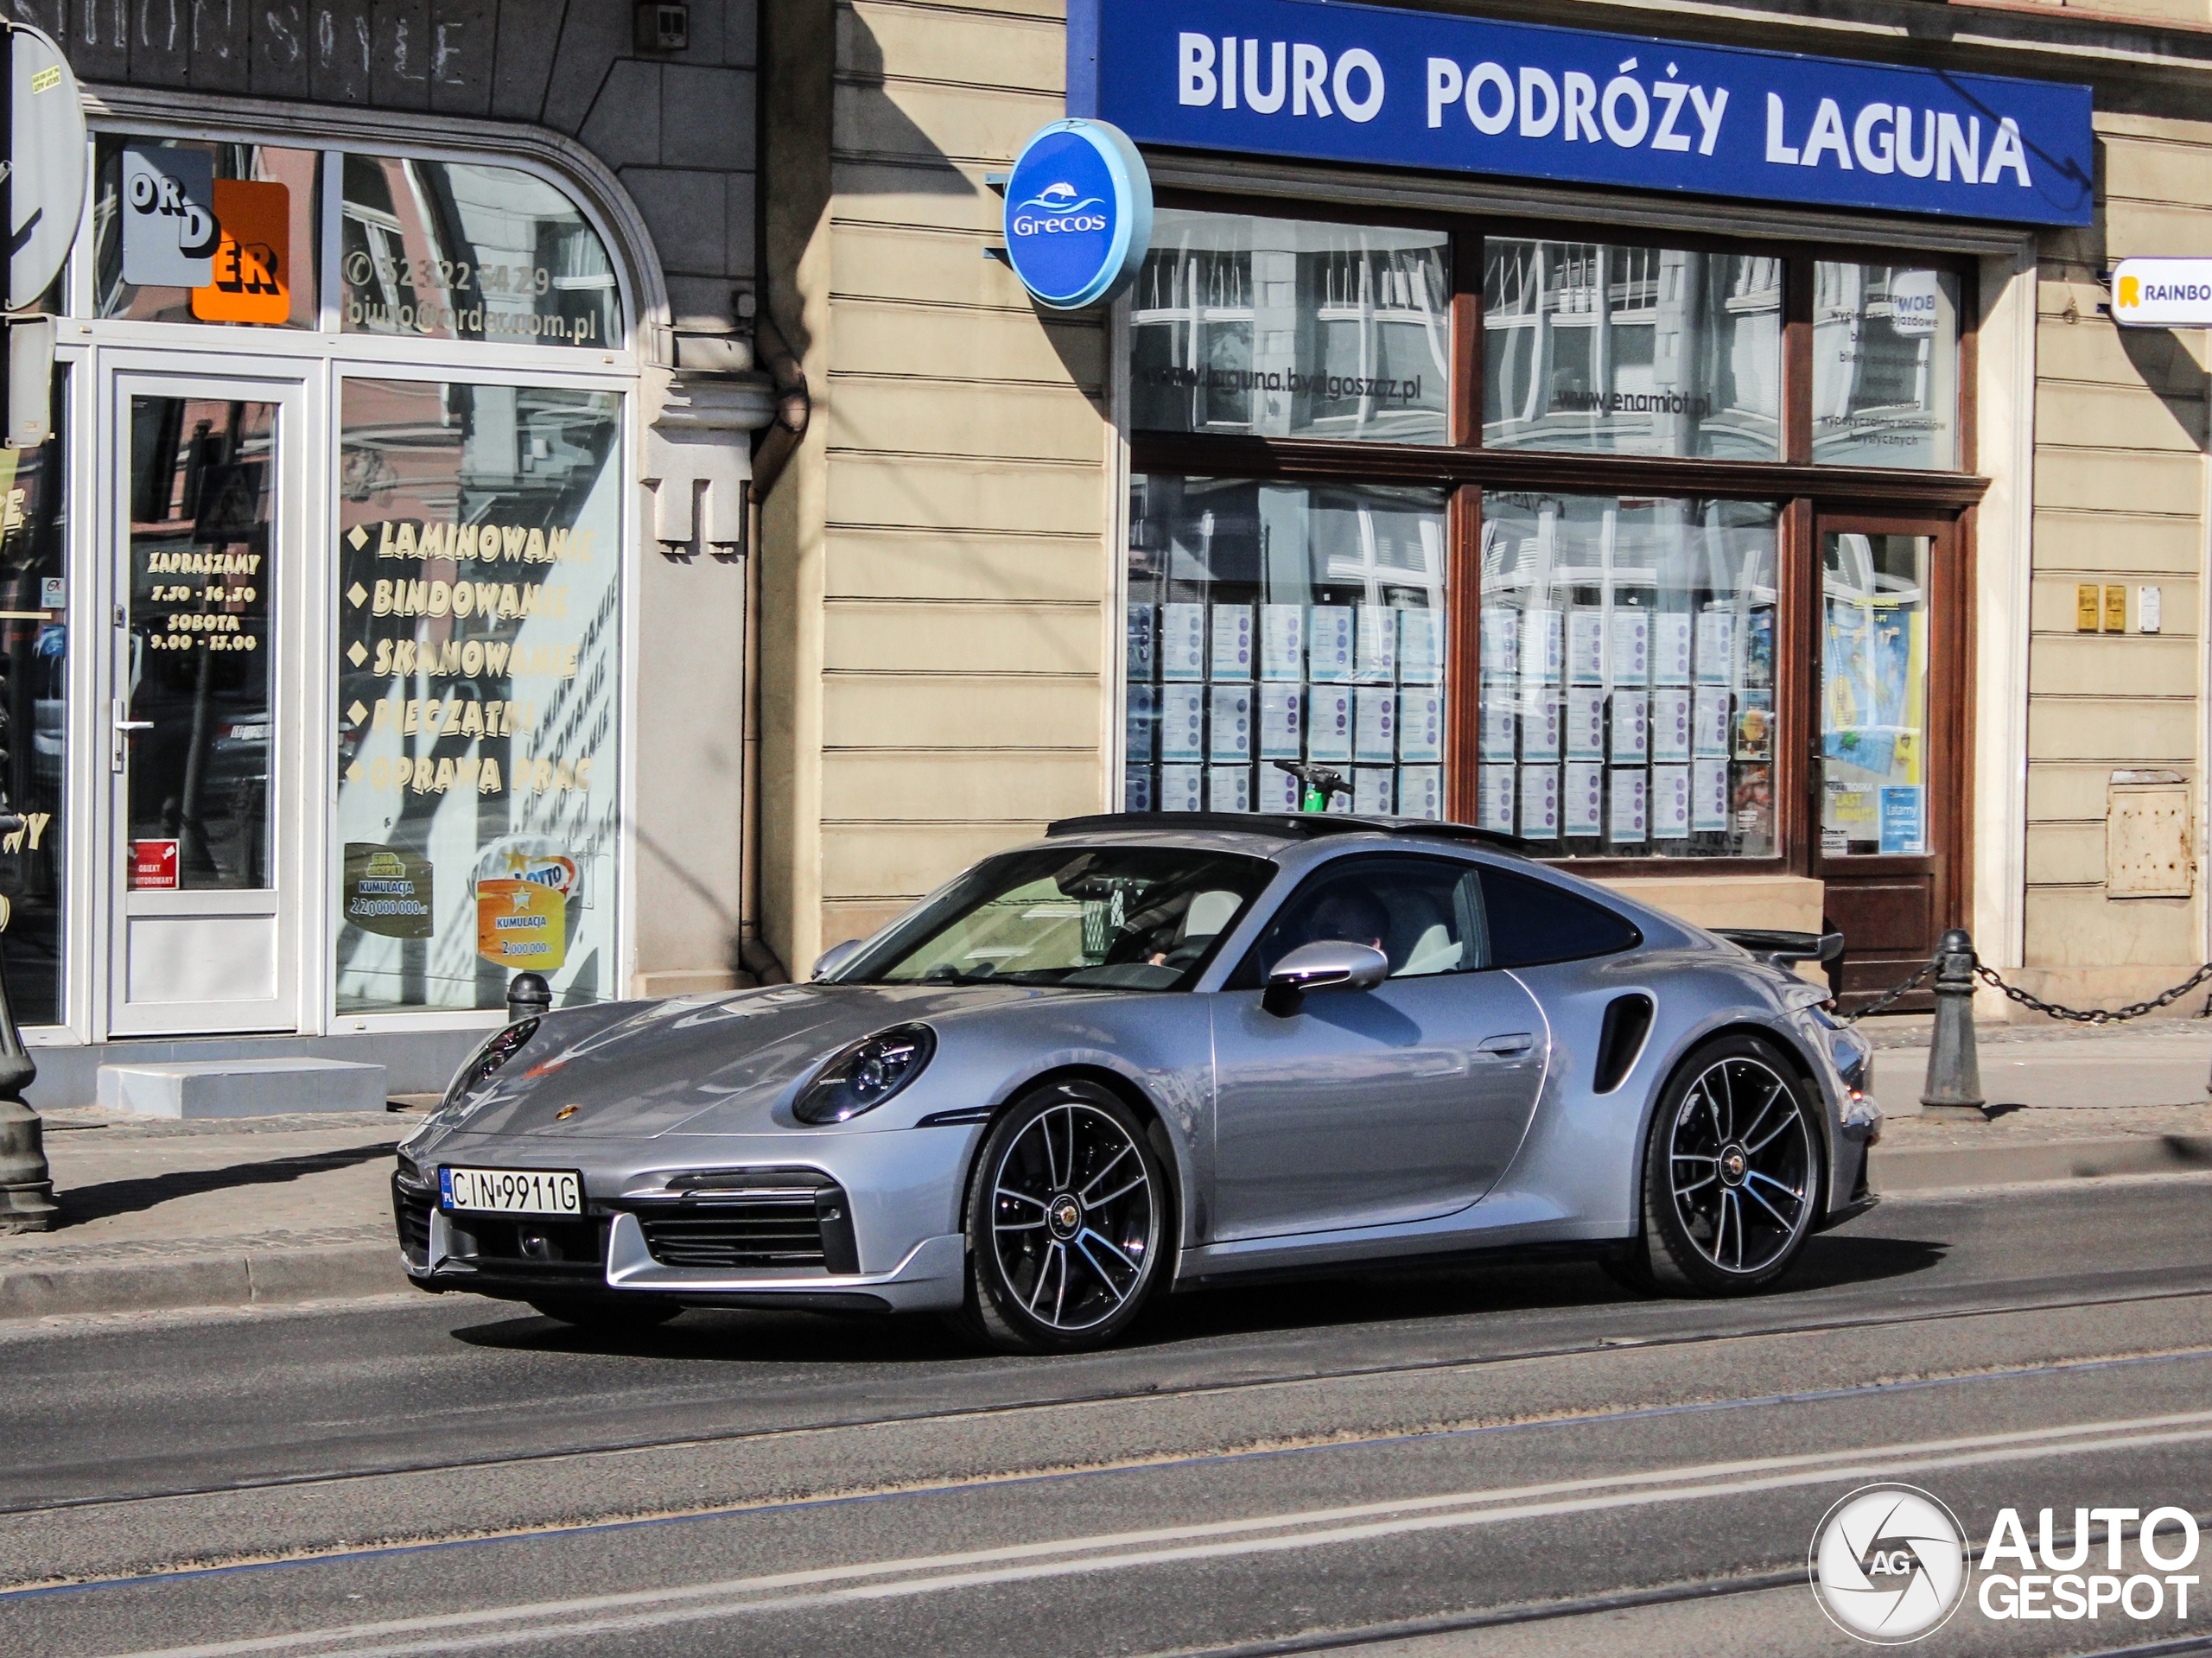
[773,0,1102,967]
[2023,112,2212,989]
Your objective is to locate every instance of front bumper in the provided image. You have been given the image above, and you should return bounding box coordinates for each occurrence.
[391,1123,978,1312]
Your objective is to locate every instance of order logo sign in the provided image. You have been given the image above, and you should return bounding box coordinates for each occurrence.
[193,180,290,323]
[121,147,219,287]
[1002,118,1153,311]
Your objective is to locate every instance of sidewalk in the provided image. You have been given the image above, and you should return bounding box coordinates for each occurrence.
[0,1106,416,1321]
[2,1023,2209,1323]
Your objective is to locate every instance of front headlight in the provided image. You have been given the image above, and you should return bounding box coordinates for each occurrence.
[442,1017,541,1110]
[792,1024,936,1124]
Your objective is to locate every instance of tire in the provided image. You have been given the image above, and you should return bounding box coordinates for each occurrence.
[1622,1033,1824,1296]
[526,1295,683,1332]
[950,1079,1172,1354]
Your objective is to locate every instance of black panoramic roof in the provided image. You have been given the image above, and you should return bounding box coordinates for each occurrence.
[1044,812,1532,855]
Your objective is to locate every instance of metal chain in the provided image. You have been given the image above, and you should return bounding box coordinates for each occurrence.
[1833,958,1936,1025]
[1970,959,2212,1026]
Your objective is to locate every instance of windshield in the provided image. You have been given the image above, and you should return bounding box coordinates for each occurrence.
[836,846,1276,991]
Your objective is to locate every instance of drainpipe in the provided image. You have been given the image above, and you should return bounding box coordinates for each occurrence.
[734,0,814,989]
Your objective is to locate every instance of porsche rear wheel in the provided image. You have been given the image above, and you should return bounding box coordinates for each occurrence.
[954,1081,1169,1353]
[1624,1034,1823,1296]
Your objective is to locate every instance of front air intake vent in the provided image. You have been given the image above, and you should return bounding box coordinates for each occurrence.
[1594,994,1655,1094]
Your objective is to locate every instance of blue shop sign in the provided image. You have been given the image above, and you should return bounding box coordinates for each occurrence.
[1066,0,2093,227]
[1002,119,1154,311]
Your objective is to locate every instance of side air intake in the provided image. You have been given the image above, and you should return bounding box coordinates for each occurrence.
[1594,994,1655,1094]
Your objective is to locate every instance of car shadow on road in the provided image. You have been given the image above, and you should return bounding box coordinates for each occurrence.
[444,1229,1949,1364]
[52,1143,399,1225]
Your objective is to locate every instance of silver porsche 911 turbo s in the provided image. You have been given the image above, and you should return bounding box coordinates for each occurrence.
[392,812,1881,1352]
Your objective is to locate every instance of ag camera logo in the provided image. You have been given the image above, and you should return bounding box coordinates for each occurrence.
[1810,1484,1968,1644]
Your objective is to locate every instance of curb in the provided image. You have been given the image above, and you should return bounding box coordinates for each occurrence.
[1869,1134,2212,1194]
[3,1136,2209,1322]
[0,1242,406,1322]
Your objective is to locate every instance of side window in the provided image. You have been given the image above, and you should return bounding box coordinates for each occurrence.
[1237,856,1488,984]
[1480,867,1643,967]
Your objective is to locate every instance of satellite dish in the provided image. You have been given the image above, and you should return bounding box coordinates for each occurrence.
[8,23,86,311]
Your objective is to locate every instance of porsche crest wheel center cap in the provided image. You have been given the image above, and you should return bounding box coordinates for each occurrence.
[1047,1193,1084,1240]
[1719,1144,1750,1186]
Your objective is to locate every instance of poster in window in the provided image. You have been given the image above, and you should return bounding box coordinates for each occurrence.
[1160,603,1205,680]
[1159,683,1205,762]
[1520,692,1560,761]
[1478,765,1515,834]
[1654,613,1693,686]
[1260,604,1303,680]
[1567,611,1605,685]
[1208,686,1252,761]
[1399,608,1443,684]
[1609,769,1648,843]
[1308,606,1353,682]
[1693,758,1730,833]
[1651,767,1690,840]
[1354,766,1395,816]
[1479,606,1517,681]
[1355,607,1396,683]
[1159,764,1204,811]
[1564,762,1603,835]
[1520,765,1559,838]
[1210,604,1252,680]
[1307,686,1352,763]
[1652,687,1690,763]
[1566,688,1605,761]
[1258,686,1302,759]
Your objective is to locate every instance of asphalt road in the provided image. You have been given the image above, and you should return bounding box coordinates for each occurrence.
[5,1174,2212,1658]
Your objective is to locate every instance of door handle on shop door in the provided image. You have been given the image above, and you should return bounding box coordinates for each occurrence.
[111,697,152,771]
[1478,1033,1535,1056]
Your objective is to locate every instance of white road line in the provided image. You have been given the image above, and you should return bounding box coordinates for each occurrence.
[104,1406,2212,1658]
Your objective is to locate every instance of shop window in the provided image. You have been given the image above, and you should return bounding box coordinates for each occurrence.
[340,157,620,350]
[1821,532,1930,854]
[1132,211,1449,444]
[93,136,321,327]
[1124,474,1448,818]
[1483,240,1780,461]
[334,378,624,1016]
[0,373,67,1026]
[1812,264,1960,470]
[1478,492,1781,858]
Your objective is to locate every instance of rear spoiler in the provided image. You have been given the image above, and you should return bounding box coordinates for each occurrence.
[1713,928,1844,971]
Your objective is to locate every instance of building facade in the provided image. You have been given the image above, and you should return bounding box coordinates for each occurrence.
[758,0,2212,1018]
[3,2,771,1103]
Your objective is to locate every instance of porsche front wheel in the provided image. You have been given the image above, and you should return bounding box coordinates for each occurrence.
[954,1081,1170,1353]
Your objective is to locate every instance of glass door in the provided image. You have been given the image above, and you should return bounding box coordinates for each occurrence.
[1814,512,1961,1009]
[108,373,304,1035]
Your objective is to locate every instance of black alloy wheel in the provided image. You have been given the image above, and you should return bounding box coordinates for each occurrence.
[1618,1032,1824,1296]
[955,1079,1170,1353]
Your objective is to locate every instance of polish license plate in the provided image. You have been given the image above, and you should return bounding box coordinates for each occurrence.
[440,1166,582,1216]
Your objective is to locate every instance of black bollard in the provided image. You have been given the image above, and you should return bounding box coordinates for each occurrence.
[1920,927,1987,1121]
[505,971,552,1026]
[0,810,54,1233]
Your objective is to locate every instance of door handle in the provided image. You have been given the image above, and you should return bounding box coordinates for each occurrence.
[111,698,152,772]
[1478,1032,1535,1057]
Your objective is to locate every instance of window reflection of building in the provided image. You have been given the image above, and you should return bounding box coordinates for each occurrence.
[1131,212,1448,443]
[1812,264,1958,470]
[1484,240,1780,460]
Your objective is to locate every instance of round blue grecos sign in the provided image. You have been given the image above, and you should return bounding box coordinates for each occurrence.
[1002,118,1152,312]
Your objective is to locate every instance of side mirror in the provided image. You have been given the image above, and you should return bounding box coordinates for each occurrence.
[1262,940,1389,1017]
[811,938,864,981]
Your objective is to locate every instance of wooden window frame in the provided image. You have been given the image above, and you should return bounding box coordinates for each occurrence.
[1127,188,1989,879]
